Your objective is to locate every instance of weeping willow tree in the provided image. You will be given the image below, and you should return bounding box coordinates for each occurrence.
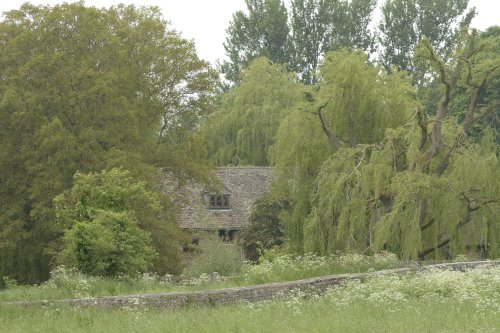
[271,49,414,252]
[286,31,499,260]
[270,107,333,251]
[202,57,301,166]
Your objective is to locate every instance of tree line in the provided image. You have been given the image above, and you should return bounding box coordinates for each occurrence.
[0,1,498,285]
[206,0,499,261]
[220,0,473,85]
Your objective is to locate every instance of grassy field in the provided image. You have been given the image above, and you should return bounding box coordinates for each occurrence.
[1,265,498,333]
[0,252,402,302]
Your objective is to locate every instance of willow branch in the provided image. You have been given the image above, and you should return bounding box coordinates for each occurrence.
[415,107,428,150]
[421,34,477,165]
[418,238,451,259]
[417,189,496,259]
[435,95,499,176]
[317,101,344,149]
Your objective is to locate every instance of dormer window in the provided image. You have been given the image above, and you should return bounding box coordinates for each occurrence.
[205,193,231,210]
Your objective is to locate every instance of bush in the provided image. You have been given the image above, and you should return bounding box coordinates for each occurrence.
[0,275,17,289]
[59,211,156,277]
[54,168,183,276]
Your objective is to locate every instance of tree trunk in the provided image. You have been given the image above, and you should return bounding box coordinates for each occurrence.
[317,102,344,149]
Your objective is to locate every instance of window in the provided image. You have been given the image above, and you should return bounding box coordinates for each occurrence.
[218,229,237,242]
[206,193,231,210]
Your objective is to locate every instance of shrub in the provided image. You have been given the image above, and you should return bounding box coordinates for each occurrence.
[0,275,17,289]
[59,210,156,277]
[54,168,183,276]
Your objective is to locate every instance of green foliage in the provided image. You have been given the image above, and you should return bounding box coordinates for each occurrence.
[265,27,500,261]
[55,168,184,275]
[448,26,500,142]
[213,26,499,263]
[202,57,300,166]
[239,194,290,262]
[0,252,400,302]
[0,276,17,290]
[222,0,377,85]
[309,112,499,260]
[336,0,377,52]
[379,0,474,73]
[304,31,499,260]
[289,0,334,84]
[221,0,290,83]
[270,108,332,251]
[59,211,156,277]
[318,50,413,144]
[271,50,414,253]
[290,0,376,83]
[0,265,181,302]
[0,3,216,283]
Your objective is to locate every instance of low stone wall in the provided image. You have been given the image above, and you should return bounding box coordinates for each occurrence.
[69,270,400,309]
[4,260,498,309]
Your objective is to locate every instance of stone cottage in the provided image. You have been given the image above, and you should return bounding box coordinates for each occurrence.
[177,167,271,242]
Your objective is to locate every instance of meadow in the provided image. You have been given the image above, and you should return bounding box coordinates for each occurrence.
[1,264,499,333]
[0,252,402,303]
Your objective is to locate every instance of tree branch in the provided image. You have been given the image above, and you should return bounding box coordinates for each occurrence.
[421,33,478,165]
[418,238,451,260]
[348,101,356,147]
[317,101,344,149]
[435,91,499,175]
[415,107,428,150]
[461,192,500,212]
[419,192,499,259]
[420,218,436,232]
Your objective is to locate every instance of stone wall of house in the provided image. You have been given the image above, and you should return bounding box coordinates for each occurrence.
[178,167,272,230]
[6,261,498,309]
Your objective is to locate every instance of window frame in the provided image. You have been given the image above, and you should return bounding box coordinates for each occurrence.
[206,193,231,210]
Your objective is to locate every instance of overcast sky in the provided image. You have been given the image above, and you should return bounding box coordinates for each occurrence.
[0,0,498,65]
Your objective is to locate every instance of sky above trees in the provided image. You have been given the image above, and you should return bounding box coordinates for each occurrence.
[0,0,498,65]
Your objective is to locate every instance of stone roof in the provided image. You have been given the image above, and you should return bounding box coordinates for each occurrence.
[176,167,272,230]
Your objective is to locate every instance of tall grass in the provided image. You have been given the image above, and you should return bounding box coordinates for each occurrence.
[185,236,244,277]
[242,251,401,284]
[0,252,402,302]
[1,265,498,333]
[0,266,245,303]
